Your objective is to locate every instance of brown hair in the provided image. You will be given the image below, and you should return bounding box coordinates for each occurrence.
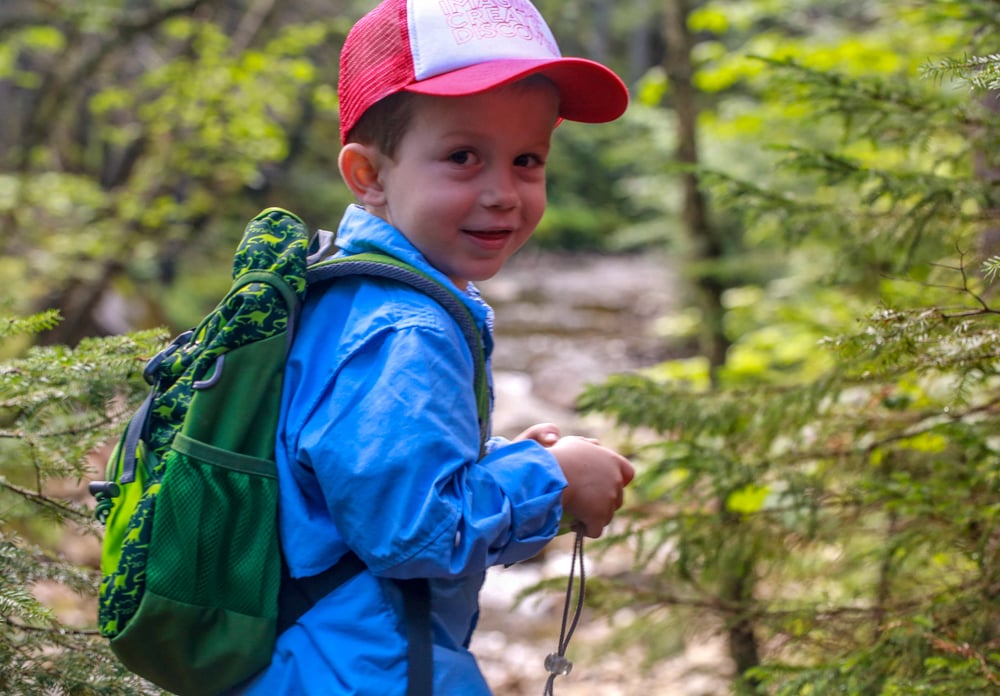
[343,91,418,160]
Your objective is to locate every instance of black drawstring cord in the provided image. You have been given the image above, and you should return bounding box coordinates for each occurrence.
[543,525,586,695]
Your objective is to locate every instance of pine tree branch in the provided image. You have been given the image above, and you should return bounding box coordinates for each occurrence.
[925,632,1000,687]
[0,477,90,523]
[0,615,100,637]
[609,570,992,628]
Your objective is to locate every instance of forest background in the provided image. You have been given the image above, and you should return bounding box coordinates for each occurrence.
[2,0,1000,694]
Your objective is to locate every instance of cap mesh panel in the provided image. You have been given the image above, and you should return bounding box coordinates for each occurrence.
[339,0,415,142]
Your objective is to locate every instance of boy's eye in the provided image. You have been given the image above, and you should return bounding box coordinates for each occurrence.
[448,150,478,165]
[514,153,545,168]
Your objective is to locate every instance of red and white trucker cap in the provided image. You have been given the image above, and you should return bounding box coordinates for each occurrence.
[338,0,630,143]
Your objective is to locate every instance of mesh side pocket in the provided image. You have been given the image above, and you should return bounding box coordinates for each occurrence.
[146,437,281,617]
[109,437,282,694]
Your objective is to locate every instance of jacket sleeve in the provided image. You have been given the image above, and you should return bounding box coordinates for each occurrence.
[294,315,567,580]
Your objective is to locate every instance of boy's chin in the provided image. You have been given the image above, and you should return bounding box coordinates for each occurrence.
[448,270,498,289]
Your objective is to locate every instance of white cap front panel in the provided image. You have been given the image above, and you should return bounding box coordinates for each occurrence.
[408,0,562,81]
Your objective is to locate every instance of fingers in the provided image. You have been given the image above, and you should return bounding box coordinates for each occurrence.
[585,477,628,539]
[620,456,636,486]
[516,422,561,446]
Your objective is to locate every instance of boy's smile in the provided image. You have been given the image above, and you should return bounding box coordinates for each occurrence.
[367,81,559,289]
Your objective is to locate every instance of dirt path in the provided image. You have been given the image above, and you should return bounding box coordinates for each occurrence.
[474,250,732,695]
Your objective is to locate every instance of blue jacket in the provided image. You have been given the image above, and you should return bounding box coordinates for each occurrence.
[239,205,567,695]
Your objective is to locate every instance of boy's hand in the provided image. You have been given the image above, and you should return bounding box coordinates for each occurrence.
[550,436,635,538]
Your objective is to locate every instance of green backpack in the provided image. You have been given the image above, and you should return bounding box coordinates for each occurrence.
[90,207,488,696]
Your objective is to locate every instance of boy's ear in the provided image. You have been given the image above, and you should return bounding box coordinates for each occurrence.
[338,143,386,207]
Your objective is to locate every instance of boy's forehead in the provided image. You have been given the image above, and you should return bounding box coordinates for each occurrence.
[387,87,557,157]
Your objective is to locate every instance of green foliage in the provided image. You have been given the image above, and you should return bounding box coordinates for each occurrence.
[539,110,681,252]
[586,271,1000,693]
[1,0,343,335]
[580,1,1000,692]
[0,314,166,694]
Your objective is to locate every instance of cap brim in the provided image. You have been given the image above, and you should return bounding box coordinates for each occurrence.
[404,58,629,124]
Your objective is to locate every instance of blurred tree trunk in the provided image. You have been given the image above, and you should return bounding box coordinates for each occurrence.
[663,0,729,375]
[628,0,654,84]
[589,0,610,64]
[663,0,758,689]
[974,91,1000,263]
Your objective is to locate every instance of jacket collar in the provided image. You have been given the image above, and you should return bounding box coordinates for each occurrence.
[334,205,494,351]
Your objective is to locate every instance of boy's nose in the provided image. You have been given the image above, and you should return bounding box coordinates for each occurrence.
[481,169,519,210]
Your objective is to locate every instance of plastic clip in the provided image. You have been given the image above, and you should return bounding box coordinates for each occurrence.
[88,481,120,524]
[544,653,573,677]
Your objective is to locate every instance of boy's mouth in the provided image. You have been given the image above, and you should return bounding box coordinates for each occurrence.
[463,229,512,249]
[464,229,510,238]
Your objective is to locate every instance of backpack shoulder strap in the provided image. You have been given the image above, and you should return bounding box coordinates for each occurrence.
[307,253,490,456]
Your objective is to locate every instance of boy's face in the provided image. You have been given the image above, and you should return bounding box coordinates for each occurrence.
[368,82,559,289]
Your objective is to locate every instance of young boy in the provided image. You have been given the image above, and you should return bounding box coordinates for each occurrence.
[240,1,634,693]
